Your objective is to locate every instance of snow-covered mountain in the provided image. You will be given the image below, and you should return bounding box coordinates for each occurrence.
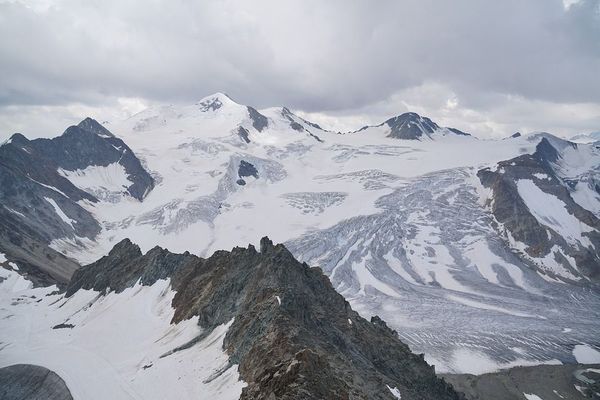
[571,130,600,144]
[0,118,154,284]
[1,92,599,392]
[356,112,470,140]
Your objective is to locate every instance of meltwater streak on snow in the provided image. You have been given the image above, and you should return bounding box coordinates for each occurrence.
[517,179,594,248]
[0,269,246,400]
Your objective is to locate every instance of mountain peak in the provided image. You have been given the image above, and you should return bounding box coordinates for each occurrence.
[356,111,470,139]
[77,117,115,138]
[383,112,439,139]
[2,132,29,147]
[197,92,239,111]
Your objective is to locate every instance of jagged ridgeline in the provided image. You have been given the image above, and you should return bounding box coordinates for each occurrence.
[67,237,462,400]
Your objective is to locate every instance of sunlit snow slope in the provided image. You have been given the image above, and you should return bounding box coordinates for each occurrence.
[0,267,245,400]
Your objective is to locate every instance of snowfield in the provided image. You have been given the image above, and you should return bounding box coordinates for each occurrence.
[58,163,133,203]
[0,268,245,400]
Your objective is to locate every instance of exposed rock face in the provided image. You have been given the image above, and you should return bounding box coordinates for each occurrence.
[238,160,259,178]
[0,118,154,284]
[66,238,198,296]
[247,106,269,132]
[357,112,470,140]
[478,137,600,282]
[237,126,251,144]
[0,364,73,400]
[385,112,438,139]
[31,118,154,201]
[279,107,325,142]
[66,237,463,400]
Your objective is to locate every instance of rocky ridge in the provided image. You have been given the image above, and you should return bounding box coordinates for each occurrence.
[0,118,154,284]
[66,237,463,400]
[478,137,600,282]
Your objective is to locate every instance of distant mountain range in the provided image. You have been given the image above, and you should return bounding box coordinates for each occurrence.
[1,92,599,399]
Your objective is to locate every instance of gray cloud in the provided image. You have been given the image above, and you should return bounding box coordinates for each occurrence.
[0,0,599,138]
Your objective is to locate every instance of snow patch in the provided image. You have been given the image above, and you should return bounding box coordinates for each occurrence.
[524,394,544,400]
[387,385,401,399]
[28,176,69,197]
[573,344,600,364]
[532,173,551,180]
[44,197,76,229]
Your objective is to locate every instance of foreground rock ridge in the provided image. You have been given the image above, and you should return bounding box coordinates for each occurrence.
[67,237,462,400]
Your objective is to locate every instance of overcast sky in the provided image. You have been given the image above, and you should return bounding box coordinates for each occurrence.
[1,0,599,140]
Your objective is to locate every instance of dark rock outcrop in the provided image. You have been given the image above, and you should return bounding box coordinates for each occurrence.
[237,126,251,144]
[385,112,438,139]
[247,106,269,132]
[66,237,463,400]
[66,238,198,296]
[279,107,325,142]
[0,364,73,400]
[29,118,154,201]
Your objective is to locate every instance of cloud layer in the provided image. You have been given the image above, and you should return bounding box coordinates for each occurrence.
[1,0,599,138]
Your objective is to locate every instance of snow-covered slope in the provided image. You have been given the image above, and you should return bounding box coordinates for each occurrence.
[570,131,600,144]
[0,268,245,400]
[2,92,599,377]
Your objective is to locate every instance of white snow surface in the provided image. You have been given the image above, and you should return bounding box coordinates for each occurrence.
[59,162,133,202]
[524,394,544,400]
[0,269,246,400]
[573,344,600,364]
[387,385,402,399]
[44,197,76,228]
